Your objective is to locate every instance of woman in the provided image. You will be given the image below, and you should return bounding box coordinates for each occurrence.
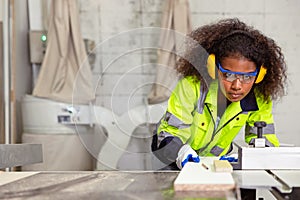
[152,18,287,170]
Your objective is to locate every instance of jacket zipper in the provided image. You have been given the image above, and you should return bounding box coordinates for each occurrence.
[198,104,242,153]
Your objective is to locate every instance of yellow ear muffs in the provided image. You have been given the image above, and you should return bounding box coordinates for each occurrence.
[255,65,267,84]
[208,53,267,83]
[207,54,216,79]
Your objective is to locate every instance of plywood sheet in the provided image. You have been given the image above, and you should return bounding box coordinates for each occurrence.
[174,162,235,191]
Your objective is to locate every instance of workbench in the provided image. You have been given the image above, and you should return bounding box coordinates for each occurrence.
[1,143,299,200]
[0,169,299,200]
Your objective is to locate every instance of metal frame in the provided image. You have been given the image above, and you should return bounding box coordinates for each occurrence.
[232,141,300,170]
[0,144,43,169]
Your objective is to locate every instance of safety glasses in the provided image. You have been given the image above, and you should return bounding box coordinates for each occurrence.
[217,62,258,84]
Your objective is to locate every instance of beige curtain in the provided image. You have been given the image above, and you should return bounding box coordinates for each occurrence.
[147,0,192,104]
[33,0,95,104]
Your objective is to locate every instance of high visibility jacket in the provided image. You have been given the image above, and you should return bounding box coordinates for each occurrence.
[156,76,280,157]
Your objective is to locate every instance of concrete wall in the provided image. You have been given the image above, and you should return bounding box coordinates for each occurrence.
[78,0,161,115]
[0,1,3,21]
[79,0,300,148]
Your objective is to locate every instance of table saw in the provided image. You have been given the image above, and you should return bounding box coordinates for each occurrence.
[1,141,300,199]
[0,167,299,199]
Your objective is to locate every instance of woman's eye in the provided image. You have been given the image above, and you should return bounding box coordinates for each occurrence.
[243,75,251,80]
[224,72,234,78]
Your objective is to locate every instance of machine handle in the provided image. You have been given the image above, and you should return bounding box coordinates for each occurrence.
[254,121,267,138]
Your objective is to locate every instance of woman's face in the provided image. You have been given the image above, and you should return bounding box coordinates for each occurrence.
[218,56,257,102]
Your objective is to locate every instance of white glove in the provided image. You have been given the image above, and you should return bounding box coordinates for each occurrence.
[176,144,200,169]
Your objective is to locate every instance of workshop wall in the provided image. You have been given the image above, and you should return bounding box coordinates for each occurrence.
[78,0,162,116]
[77,0,300,170]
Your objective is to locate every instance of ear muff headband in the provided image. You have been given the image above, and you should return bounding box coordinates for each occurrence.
[206,54,267,84]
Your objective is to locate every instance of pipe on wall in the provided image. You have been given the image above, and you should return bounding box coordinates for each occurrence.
[3,0,11,146]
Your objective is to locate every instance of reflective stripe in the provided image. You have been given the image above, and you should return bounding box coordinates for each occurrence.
[246,123,275,135]
[249,137,275,147]
[164,111,191,129]
[265,139,275,147]
[210,146,224,156]
[157,131,173,147]
[196,83,208,113]
[248,138,254,145]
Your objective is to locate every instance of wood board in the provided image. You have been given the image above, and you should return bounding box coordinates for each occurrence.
[214,160,233,172]
[174,162,235,191]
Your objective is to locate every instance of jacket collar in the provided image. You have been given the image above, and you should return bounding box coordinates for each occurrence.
[240,89,259,111]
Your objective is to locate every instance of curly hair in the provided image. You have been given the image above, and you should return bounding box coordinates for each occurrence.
[176,18,287,101]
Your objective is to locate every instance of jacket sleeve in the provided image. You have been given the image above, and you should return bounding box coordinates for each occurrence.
[245,98,280,147]
[152,77,199,164]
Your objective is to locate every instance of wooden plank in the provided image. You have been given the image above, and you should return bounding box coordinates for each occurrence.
[214,160,233,172]
[174,162,236,191]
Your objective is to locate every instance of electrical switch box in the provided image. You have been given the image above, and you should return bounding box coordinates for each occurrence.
[29,30,47,64]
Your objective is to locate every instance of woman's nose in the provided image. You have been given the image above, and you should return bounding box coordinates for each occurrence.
[231,78,242,90]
